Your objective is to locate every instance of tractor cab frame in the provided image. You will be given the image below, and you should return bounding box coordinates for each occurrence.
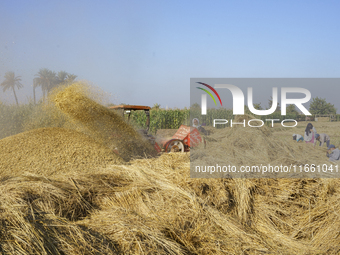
[109,105,151,133]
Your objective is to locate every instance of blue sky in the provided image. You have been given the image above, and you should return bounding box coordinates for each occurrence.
[1,0,340,108]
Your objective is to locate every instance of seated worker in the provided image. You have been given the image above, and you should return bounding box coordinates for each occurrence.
[192,118,208,135]
[315,133,330,147]
[293,134,304,142]
[304,123,317,144]
[192,118,200,128]
[326,144,340,162]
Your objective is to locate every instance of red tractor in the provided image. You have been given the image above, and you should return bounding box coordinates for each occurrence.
[109,105,204,153]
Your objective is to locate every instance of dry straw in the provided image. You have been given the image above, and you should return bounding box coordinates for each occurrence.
[0,127,123,177]
[53,82,157,161]
[191,114,333,178]
[2,87,340,254]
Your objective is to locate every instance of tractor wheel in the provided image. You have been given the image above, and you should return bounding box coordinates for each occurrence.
[166,140,185,153]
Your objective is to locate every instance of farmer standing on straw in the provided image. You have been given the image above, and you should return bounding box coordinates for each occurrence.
[304,123,317,144]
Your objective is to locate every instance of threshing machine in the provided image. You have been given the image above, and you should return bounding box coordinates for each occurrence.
[109,105,204,153]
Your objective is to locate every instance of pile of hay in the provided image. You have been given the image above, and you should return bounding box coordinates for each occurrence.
[3,86,340,254]
[0,152,320,254]
[1,128,340,254]
[53,83,157,161]
[0,127,123,176]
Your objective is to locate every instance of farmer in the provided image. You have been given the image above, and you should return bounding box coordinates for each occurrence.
[326,144,340,162]
[192,118,208,135]
[293,134,304,142]
[304,123,317,144]
[192,118,200,128]
[314,133,330,147]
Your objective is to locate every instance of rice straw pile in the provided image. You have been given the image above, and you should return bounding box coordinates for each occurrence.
[53,82,157,161]
[1,150,339,254]
[0,127,123,176]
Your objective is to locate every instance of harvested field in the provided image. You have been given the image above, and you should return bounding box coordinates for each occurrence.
[191,116,336,178]
[1,84,340,254]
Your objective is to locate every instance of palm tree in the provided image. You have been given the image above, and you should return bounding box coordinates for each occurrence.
[34,68,57,101]
[66,73,77,83]
[33,79,38,104]
[0,71,23,105]
[56,71,68,84]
